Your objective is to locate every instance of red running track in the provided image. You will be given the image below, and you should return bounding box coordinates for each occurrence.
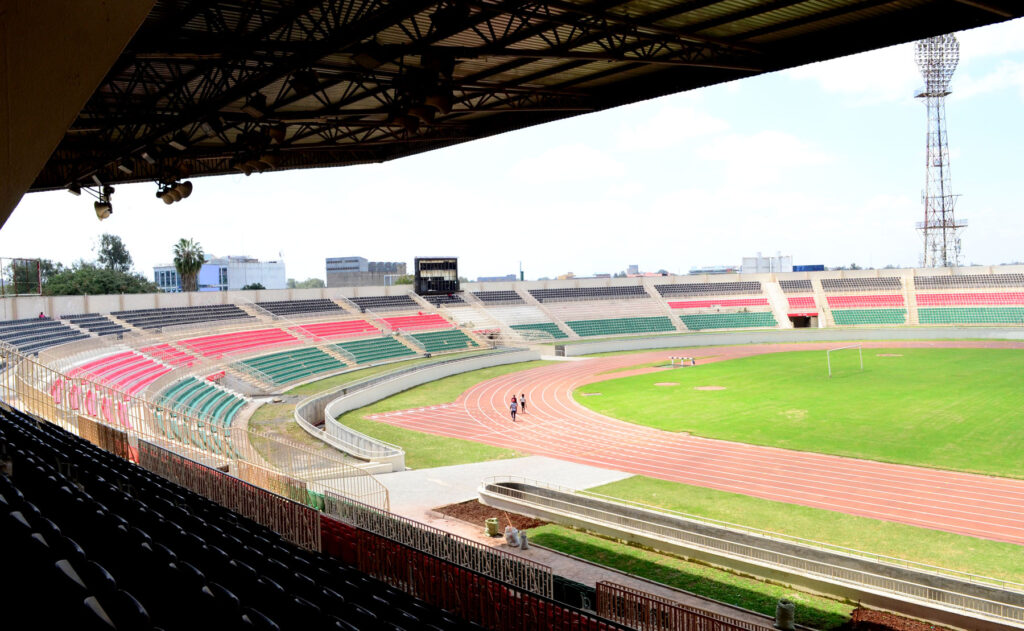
[369,341,1024,545]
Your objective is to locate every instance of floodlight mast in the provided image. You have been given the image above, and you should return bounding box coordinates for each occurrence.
[914,34,966,268]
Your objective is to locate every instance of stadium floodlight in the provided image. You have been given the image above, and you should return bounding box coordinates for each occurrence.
[94,200,112,220]
[156,181,192,204]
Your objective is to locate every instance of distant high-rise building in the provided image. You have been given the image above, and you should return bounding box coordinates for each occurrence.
[742,252,792,274]
[626,264,639,275]
[154,255,286,292]
[326,256,406,287]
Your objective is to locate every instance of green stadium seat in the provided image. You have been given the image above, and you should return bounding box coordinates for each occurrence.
[509,322,568,339]
[918,307,1024,325]
[408,329,479,353]
[565,316,675,337]
[831,309,906,325]
[335,336,417,364]
[240,347,345,385]
[677,312,777,331]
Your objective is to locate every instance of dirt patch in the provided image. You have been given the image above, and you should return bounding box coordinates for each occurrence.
[694,386,726,391]
[847,608,955,631]
[435,499,548,531]
[580,392,602,396]
[876,353,903,357]
[654,382,679,387]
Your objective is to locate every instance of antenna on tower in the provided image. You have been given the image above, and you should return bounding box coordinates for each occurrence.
[914,34,966,268]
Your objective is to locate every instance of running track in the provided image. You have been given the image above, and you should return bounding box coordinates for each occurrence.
[369,341,1024,545]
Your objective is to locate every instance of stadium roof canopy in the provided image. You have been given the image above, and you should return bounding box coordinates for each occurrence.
[26,0,1024,196]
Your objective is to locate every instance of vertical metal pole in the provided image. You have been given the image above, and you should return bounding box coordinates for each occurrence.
[827,350,832,378]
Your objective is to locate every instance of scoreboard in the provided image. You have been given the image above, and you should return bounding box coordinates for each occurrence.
[414,257,459,295]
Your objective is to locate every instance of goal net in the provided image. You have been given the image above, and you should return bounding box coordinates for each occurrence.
[826,344,863,378]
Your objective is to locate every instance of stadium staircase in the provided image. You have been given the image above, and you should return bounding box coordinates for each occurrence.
[905,276,919,324]
[810,276,835,326]
[763,282,794,329]
[642,280,687,331]
[518,288,576,339]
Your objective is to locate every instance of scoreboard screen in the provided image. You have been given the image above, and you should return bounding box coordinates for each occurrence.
[414,257,459,295]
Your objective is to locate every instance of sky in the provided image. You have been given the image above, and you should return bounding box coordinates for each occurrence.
[3,18,1024,283]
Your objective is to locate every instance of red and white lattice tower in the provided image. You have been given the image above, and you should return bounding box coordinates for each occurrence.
[914,34,966,268]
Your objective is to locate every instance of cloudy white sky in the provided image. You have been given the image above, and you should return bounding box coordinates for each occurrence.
[3,18,1024,282]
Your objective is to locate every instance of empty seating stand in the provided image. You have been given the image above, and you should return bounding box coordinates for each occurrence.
[654,281,762,297]
[0,407,483,631]
[159,377,246,453]
[678,312,777,330]
[256,299,345,317]
[240,348,345,385]
[668,298,768,309]
[566,316,674,337]
[917,292,1024,306]
[140,343,196,366]
[915,273,1024,289]
[826,295,904,308]
[422,294,466,307]
[291,320,378,340]
[0,318,90,355]
[510,322,568,339]
[61,313,129,337]
[180,328,300,358]
[779,279,813,293]
[787,296,817,310]
[529,286,647,303]
[820,277,902,292]
[381,314,451,332]
[918,307,1024,325]
[408,329,478,353]
[832,309,907,325]
[471,290,524,304]
[112,304,253,330]
[349,295,420,312]
[336,336,417,364]
[68,351,171,397]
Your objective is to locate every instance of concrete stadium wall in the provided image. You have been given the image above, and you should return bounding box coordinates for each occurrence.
[558,326,1024,356]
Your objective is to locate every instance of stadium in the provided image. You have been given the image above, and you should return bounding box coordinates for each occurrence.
[2,3,1024,631]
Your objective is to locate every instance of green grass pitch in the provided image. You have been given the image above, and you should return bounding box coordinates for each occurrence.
[574,348,1024,478]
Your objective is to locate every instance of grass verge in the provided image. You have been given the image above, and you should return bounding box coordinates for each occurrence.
[284,350,493,396]
[335,360,547,469]
[527,524,853,630]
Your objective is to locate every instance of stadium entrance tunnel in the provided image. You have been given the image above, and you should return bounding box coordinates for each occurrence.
[788,315,816,328]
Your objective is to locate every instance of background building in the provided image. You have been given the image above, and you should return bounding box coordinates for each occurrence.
[741,252,793,274]
[326,256,406,287]
[154,255,286,292]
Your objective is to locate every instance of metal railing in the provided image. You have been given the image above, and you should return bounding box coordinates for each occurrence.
[596,581,773,631]
[481,477,1024,625]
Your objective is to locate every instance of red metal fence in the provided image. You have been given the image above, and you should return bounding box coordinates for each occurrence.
[595,582,772,631]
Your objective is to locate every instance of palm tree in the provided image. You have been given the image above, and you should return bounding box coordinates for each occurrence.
[173,238,204,291]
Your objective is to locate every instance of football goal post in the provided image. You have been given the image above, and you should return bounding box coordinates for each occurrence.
[826,344,863,378]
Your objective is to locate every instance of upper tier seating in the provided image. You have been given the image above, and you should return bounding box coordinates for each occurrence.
[179,328,299,358]
[654,281,762,297]
[61,313,129,337]
[336,336,417,364]
[916,292,1024,306]
[545,298,665,323]
[832,309,907,325]
[471,290,524,304]
[0,408,487,631]
[240,347,345,385]
[290,320,378,340]
[380,314,451,332]
[779,279,813,293]
[68,351,171,396]
[256,299,345,317]
[820,277,902,292]
[408,329,478,353]
[918,307,1024,325]
[111,304,253,330]
[349,295,420,312]
[528,286,648,303]
[140,343,196,366]
[915,273,1024,289]
[668,298,768,309]
[566,316,674,337]
[827,294,905,308]
[787,296,817,309]
[678,312,777,330]
[0,319,89,354]
[421,294,466,307]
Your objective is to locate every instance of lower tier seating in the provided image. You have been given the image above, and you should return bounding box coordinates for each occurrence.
[408,329,478,353]
[510,322,568,339]
[141,343,196,366]
[380,314,451,332]
[0,409,476,631]
[291,320,378,340]
[335,336,417,364]
[566,316,674,337]
[916,292,1024,306]
[918,307,1024,325]
[158,378,246,455]
[831,309,907,325]
[669,298,768,309]
[240,347,346,385]
[181,328,300,358]
[678,312,777,330]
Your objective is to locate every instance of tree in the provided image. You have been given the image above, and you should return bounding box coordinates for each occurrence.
[44,262,158,295]
[241,282,265,290]
[96,234,133,272]
[173,238,205,292]
[849,262,862,270]
[394,275,414,285]
[287,277,326,289]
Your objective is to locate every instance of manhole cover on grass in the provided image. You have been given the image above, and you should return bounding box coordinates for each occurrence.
[876,353,903,357]
[654,382,679,386]
[581,392,602,396]
[694,386,726,391]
